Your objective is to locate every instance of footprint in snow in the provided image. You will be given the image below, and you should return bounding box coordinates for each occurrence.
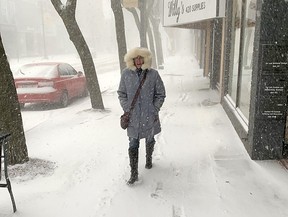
[172,205,187,217]
[150,181,163,199]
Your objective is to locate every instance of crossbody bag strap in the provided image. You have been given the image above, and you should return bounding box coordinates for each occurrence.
[129,70,147,112]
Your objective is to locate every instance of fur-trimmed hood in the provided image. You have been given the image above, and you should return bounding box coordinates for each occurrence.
[124,47,152,71]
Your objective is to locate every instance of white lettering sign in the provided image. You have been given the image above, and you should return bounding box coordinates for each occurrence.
[163,0,226,26]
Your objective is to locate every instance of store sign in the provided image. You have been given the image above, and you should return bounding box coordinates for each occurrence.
[163,0,226,26]
[122,0,138,8]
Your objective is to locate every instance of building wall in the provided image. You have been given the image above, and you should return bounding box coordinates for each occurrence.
[161,0,287,160]
[223,0,288,160]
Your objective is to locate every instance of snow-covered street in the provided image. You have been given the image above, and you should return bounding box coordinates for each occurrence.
[1,55,288,217]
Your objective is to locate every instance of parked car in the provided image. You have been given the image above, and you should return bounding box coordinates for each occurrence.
[14,62,88,108]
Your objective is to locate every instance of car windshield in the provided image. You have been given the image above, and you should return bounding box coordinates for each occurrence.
[16,64,58,78]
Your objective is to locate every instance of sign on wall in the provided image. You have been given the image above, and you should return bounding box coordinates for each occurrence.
[163,0,226,26]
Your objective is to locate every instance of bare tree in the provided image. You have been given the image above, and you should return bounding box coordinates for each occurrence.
[126,7,140,27]
[51,0,104,109]
[0,34,29,165]
[138,0,148,48]
[149,0,164,68]
[125,1,148,48]
[146,0,157,68]
[125,0,164,68]
[111,0,127,73]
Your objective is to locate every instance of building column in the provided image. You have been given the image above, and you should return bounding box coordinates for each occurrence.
[248,0,288,160]
[210,18,224,89]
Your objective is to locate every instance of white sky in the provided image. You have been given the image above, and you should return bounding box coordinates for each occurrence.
[1,54,288,217]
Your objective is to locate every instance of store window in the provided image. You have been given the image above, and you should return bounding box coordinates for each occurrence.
[228,0,242,104]
[238,0,256,120]
[227,0,255,123]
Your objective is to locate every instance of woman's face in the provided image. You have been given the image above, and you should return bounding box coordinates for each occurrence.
[134,56,144,69]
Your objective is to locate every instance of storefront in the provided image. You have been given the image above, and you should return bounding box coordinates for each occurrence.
[163,0,226,90]
[163,0,288,160]
[223,0,288,160]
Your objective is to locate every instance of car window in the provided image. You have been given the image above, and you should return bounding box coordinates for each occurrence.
[59,63,77,76]
[15,64,57,78]
[66,64,78,75]
[58,64,70,76]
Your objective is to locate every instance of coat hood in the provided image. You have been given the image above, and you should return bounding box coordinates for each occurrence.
[124,47,152,71]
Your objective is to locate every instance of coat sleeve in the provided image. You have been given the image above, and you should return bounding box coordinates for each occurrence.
[153,71,166,112]
[117,72,129,112]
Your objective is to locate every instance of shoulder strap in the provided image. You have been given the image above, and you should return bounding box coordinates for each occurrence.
[129,70,147,112]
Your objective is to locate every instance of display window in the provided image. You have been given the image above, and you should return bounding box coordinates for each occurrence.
[228,0,242,104]
[227,0,256,123]
[238,0,256,120]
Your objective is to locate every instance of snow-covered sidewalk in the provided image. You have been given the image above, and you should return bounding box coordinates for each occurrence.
[1,55,288,217]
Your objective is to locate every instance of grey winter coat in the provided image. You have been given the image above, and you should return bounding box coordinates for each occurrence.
[118,47,166,139]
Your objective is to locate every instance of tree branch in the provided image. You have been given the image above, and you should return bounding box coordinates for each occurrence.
[67,0,77,14]
[50,0,63,15]
[126,7,140,31]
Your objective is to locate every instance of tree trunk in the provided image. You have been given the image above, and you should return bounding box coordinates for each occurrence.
[149,0,164,68]
[139,0,148,48]
[146,1,156,68]
[150,17,164,67]
[147,24,157,68]
[51,0,104,109]
[111,0,127,73]
[126,8,140,31]
[0,34,29,165]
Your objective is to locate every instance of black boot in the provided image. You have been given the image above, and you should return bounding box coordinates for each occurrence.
[145,143,154,169]
[127,148,139,185]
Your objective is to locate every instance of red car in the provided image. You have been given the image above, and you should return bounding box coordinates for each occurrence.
[14,62,88,108]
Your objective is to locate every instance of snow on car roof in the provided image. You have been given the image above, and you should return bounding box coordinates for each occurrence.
[15,62,60,78]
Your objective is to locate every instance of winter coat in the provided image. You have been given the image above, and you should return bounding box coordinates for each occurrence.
[118,47,166,139]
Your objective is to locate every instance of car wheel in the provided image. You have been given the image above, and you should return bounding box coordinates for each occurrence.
[60,91,69,107]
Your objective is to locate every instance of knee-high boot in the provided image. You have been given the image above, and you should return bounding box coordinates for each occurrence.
[145,143,154,169]
[127,148,139,185]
